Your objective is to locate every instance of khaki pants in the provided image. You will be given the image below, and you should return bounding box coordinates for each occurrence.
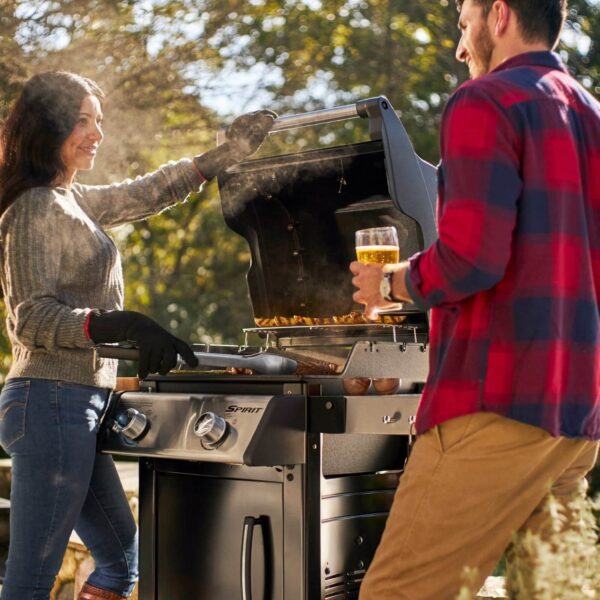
[359,412,599,600]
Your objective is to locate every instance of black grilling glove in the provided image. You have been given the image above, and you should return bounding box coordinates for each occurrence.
[193,109,277,180]
[88,310,199,379]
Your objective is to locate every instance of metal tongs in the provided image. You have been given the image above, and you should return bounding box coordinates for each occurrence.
[95,344,298,375]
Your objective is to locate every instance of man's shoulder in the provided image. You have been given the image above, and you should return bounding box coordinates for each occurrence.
[451,69,539,110]
[459,68,600,125]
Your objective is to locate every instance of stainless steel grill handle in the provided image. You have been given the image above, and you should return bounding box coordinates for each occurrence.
[218,98,383,144]
[240,515,274,600]
[269,103,359,133]
[241,516,256,600]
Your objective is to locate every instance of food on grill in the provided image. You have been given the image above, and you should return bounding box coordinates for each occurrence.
[372,378,401,395]
[226,367,255,375]
[342,377,371,395]
[255,311,406,327]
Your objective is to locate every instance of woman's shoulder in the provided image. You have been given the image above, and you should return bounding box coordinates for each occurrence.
[0,187,70,229]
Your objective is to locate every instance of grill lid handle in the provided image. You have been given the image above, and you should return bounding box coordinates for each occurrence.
[268,103,359,133]
[217,97,382,143]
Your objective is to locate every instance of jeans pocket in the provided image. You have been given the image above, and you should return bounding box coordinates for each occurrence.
[0,379,30,450]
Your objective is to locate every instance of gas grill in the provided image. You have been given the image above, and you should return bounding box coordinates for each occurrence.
[99,96,437,600]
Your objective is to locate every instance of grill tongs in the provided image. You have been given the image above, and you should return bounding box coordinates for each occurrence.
[94,344,298,375]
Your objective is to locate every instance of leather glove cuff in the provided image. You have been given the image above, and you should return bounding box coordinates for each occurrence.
[193,142,241,181]
[87,310,142,344]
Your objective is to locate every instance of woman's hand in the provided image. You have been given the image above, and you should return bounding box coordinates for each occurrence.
[226,109,277,160]
[88,310,198,379]
[193,109,277,180]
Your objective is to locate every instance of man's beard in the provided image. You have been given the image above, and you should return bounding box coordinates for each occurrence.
[470,24,495,78]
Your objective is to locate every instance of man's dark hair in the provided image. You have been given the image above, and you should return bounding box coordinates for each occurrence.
[455,0,567,48]
[0,71,104,215]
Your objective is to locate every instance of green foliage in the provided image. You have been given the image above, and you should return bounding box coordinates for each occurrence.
[457,494,600,599]
[505,494,600,599]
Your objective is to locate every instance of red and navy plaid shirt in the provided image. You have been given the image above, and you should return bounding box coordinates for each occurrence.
[406,51,600,439]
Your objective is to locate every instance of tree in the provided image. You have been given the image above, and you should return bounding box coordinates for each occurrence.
[0,0,256,355]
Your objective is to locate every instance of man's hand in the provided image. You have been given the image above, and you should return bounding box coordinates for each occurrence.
[350,261,410,320]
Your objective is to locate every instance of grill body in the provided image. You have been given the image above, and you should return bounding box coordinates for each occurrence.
[103,375,414,600]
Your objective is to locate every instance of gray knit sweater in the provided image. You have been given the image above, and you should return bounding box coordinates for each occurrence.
[0,159,204,389]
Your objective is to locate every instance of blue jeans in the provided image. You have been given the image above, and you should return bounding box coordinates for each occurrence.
[0,378,138,599]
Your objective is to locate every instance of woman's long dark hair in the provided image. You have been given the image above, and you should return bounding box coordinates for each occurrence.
[0,71,104,216]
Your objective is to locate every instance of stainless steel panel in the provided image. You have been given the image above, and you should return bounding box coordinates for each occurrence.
[101,392,306,466]
[344,394,420,435]
[342,341,429,380]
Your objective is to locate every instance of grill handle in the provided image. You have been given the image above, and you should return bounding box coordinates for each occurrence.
[217,96,388,144]
[241,516,273,600]
[269,103,359,133]
[241,516,255,600]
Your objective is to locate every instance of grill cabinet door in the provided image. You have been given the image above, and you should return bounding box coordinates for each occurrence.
[155,472,284,599]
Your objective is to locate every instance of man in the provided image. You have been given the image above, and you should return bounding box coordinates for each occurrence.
[351,1,600,598]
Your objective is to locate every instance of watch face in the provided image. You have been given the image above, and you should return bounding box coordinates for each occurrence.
[379,274,392,300]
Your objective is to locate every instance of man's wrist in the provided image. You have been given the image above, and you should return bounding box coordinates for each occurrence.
[380,272,397,302]
[382,262,411,303]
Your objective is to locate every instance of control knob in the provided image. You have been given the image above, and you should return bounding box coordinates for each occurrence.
[111,408,148,441]
[194,412,228,448]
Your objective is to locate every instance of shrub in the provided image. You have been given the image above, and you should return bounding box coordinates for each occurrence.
[456,493,600,599]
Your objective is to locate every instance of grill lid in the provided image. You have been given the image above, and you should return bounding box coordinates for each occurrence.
[217,97,437,322]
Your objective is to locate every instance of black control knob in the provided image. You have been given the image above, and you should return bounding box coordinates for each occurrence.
[194,412,228,448]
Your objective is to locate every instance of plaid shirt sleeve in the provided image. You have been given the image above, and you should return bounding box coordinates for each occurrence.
[407,84,523,308]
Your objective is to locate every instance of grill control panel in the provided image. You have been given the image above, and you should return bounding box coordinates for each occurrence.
[100,392,306,466]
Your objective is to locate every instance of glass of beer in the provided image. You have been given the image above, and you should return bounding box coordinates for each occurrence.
[355,226,400,264]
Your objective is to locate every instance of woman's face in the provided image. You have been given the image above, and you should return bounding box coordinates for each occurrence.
[60,94,104,185]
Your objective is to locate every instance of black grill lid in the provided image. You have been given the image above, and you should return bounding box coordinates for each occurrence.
[217,97,437,321]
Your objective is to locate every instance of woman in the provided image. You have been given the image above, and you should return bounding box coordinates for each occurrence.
[0,71,274,600]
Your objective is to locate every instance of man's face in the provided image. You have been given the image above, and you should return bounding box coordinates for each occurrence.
[456,0,495,78]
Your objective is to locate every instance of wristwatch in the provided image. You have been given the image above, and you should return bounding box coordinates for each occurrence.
[379,271,396,302]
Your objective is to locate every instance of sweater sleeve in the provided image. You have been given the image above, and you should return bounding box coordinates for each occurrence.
[73,158,205,229]
[406,84,522,308]
[1,193,94,351]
